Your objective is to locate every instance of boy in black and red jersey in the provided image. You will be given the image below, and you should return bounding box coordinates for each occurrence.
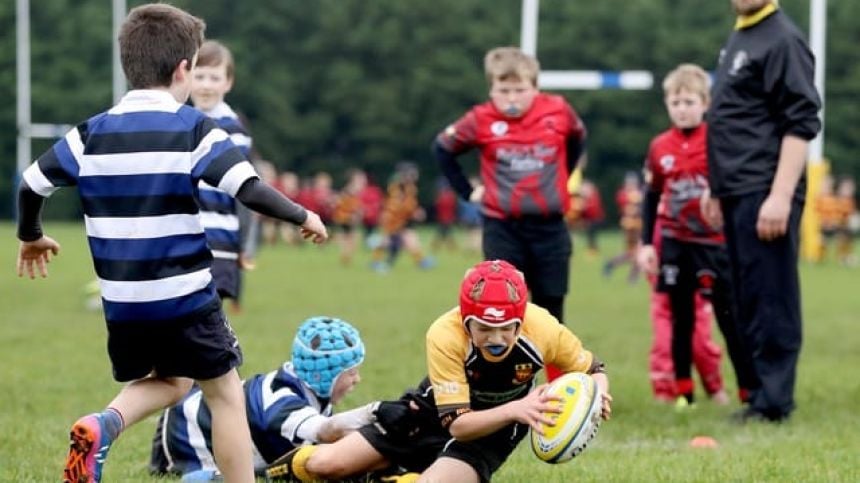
[433,47,586,381]
[636,64,756,408]
[264,260,611,483]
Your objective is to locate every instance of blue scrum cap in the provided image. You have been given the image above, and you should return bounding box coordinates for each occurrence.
[292,316,365,398]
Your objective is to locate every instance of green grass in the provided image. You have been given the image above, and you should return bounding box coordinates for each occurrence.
[1,222,859,482]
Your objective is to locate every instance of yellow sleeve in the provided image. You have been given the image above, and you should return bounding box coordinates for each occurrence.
[523,304,594,373]
[425,309,471,413]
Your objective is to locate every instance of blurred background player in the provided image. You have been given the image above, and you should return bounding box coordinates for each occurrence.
[637,64,755,407]
[433,46,587,381]
[566,178,605,258]
[370,162,434,272]
[818,176,859,266]
[331,169,367,265]
[834,177,858,266]
[603,171,643,283]
[191,40,256,313]
[149,317,378,480]
[431,177,459,253]
[265,260,611,483]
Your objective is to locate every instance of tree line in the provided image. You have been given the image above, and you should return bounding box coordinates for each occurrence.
[1,0,857,220]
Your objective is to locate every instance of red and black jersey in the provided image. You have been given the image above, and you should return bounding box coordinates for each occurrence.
[645,124,724,244]
[437,93,586,219]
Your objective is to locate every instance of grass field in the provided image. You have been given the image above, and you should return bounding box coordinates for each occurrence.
[1,222,859,482]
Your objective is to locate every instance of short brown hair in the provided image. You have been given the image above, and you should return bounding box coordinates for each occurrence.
[662,63,710,103]
[484,47,540,87]
[119,3,205,89]
[197,40,235,80]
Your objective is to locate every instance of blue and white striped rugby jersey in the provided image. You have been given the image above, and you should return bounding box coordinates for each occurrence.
[22,90,258,323]
[196,102,253,261]
[156,362,332,473]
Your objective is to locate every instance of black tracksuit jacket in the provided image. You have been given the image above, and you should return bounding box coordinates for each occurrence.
[707,9,821,200]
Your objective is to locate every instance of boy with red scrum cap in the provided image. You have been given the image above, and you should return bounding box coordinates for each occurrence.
[265,260,611,483]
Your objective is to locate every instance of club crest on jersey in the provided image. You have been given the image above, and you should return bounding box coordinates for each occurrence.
[491,120,508,137]
[513,363,533,384]
[659,154,675,171]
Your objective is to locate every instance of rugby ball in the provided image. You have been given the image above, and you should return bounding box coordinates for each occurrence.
[530,372,602,464]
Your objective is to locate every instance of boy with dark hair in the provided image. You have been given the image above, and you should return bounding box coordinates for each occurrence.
[191,39,255,312]
[15,4,327,482]
[265,260,611,483]
[433,46,587,381]
[637,63,755,407]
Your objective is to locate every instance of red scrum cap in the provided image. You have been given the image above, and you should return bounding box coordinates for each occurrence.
[459,260,528,327]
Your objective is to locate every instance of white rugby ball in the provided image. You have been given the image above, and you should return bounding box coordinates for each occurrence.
[530,372,602,464]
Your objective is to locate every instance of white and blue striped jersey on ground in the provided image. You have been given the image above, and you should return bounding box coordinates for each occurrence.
[156,362,333,473]
[196,102,253,261]
[21,89,258,324]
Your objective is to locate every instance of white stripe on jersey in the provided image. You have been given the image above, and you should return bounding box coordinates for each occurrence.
[99,268,212,302]
[78,151,192,177]
[107,90,183,114]
[190,129,230,169]
[211,250,239,260]
[65,128,85,164]
[283,406,327,443]
[22,164,60,197]
[230,132,252,149]
[182,392,217,471]
[198,181,224,192]
[200,212,240,231]
[84,213,204,239]
[218,162,258,196]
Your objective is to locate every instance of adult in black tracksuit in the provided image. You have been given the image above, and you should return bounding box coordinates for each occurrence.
[705,0,821,422]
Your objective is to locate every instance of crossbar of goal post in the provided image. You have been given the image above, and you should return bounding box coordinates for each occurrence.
[520,0,653,91]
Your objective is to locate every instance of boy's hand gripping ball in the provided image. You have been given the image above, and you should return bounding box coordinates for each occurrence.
[530,372,602,464]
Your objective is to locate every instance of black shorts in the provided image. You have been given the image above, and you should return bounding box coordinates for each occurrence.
[210,258,241,300]
[107,305,243,382]
[657,237,730,297]
[359,398,527,482]
[482,215,571,298]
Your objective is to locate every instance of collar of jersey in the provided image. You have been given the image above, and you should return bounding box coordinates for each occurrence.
[735,2,778,30]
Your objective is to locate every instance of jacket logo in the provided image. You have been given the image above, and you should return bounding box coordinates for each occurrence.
[729,50,748,77]
[483,307,506,320]
[513,363,533,384]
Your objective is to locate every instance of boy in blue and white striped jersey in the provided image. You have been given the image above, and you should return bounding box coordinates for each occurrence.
[191,40,255,313]
[14,4,327,483]
[149,317,380,480]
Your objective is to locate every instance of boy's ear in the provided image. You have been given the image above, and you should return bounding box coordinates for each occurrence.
[173,58,191,83]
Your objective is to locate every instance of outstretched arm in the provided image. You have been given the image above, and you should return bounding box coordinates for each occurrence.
[16,180,61,278]
[447,385,562,441]
[235,178,328,243]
